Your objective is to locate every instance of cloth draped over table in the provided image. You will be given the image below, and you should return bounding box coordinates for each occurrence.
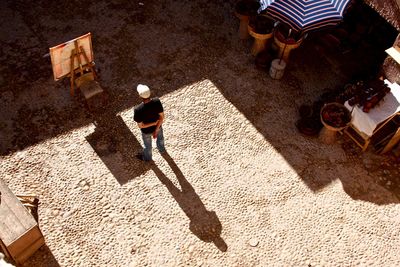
[344,80,400,137]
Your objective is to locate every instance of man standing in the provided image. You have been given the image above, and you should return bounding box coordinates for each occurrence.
[134,84,166,161]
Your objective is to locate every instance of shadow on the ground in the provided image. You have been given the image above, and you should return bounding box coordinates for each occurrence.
[22,245,60,267]
[1,0,399,204]
[151,153,227,252]
[85,114,150,185]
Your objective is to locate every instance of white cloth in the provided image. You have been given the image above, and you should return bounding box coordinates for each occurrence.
[344,80,400,137]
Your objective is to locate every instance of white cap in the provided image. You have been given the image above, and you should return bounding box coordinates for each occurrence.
[137,84,151,98]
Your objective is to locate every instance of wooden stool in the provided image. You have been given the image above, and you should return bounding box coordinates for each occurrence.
[78,79,106,111]
[248,25,273,56]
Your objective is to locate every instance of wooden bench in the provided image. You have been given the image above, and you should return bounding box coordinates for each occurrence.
[0,179,45,264]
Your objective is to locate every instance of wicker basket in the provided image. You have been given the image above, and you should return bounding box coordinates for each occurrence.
[273,33,303,49]
[320,103,351,132]
[273,29,304,62]
[248,25,273,40]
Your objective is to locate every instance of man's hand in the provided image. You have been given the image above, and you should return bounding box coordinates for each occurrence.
[152,112,164,139]
[152,128,159,139]
[138,120,158,129]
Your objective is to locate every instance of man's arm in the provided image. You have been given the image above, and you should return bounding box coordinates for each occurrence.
[137,121,159,129]
[153,112,164,138]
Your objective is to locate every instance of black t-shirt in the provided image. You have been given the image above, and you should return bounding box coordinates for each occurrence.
[134,98,164,134]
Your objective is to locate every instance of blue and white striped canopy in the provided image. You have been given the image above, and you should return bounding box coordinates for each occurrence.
[259,0,352,32]
[258,0,275,12]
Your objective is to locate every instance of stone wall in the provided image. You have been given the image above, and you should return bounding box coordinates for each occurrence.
[382,33,400,83]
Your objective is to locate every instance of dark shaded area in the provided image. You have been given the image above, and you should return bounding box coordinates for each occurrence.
[0,0,399,205]
[310,0,398,81]
[20,245,60,267]
[85,114,150,185]
[4,101,92,155]
[151,153,227,252]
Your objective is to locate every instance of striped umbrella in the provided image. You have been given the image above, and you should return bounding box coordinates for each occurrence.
[258,0,275,12]
[260,0,352,32]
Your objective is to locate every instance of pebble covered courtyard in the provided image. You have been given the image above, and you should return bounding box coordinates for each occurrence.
[1,1,400,266]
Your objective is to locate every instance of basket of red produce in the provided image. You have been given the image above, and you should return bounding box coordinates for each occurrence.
[320,103,351,131]
[273,23,304,47]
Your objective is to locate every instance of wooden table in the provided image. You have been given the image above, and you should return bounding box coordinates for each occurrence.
[0,179,45,264]
[344,80,400,153]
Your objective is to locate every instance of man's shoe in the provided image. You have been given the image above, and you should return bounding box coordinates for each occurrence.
[136,153,152,162]
[135,153,144,161]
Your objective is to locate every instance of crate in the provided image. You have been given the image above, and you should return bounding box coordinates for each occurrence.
[0,179,45,264]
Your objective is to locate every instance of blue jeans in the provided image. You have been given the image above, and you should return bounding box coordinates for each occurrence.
[141,127,165,161]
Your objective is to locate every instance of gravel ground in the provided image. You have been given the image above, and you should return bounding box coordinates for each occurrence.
[1,1,400,266]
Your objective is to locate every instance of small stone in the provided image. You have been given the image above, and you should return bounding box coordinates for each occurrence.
[188,245,195,253]
[63,207,77,219]
[83,185,90,191]
[63,211,73,219]
[248,238,259,247]
[51,210,60,216]
[1,91,14,103]
[79,180,87,187]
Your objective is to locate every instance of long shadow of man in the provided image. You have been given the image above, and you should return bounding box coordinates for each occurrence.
[151,153,227,252]
[86,114,150,185]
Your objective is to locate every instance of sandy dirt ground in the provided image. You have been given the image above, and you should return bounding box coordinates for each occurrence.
[1,0,400,266]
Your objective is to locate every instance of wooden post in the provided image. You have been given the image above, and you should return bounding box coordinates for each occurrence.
[80,46,97,79]
[70,48,76,96]
[74,41,84,76]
